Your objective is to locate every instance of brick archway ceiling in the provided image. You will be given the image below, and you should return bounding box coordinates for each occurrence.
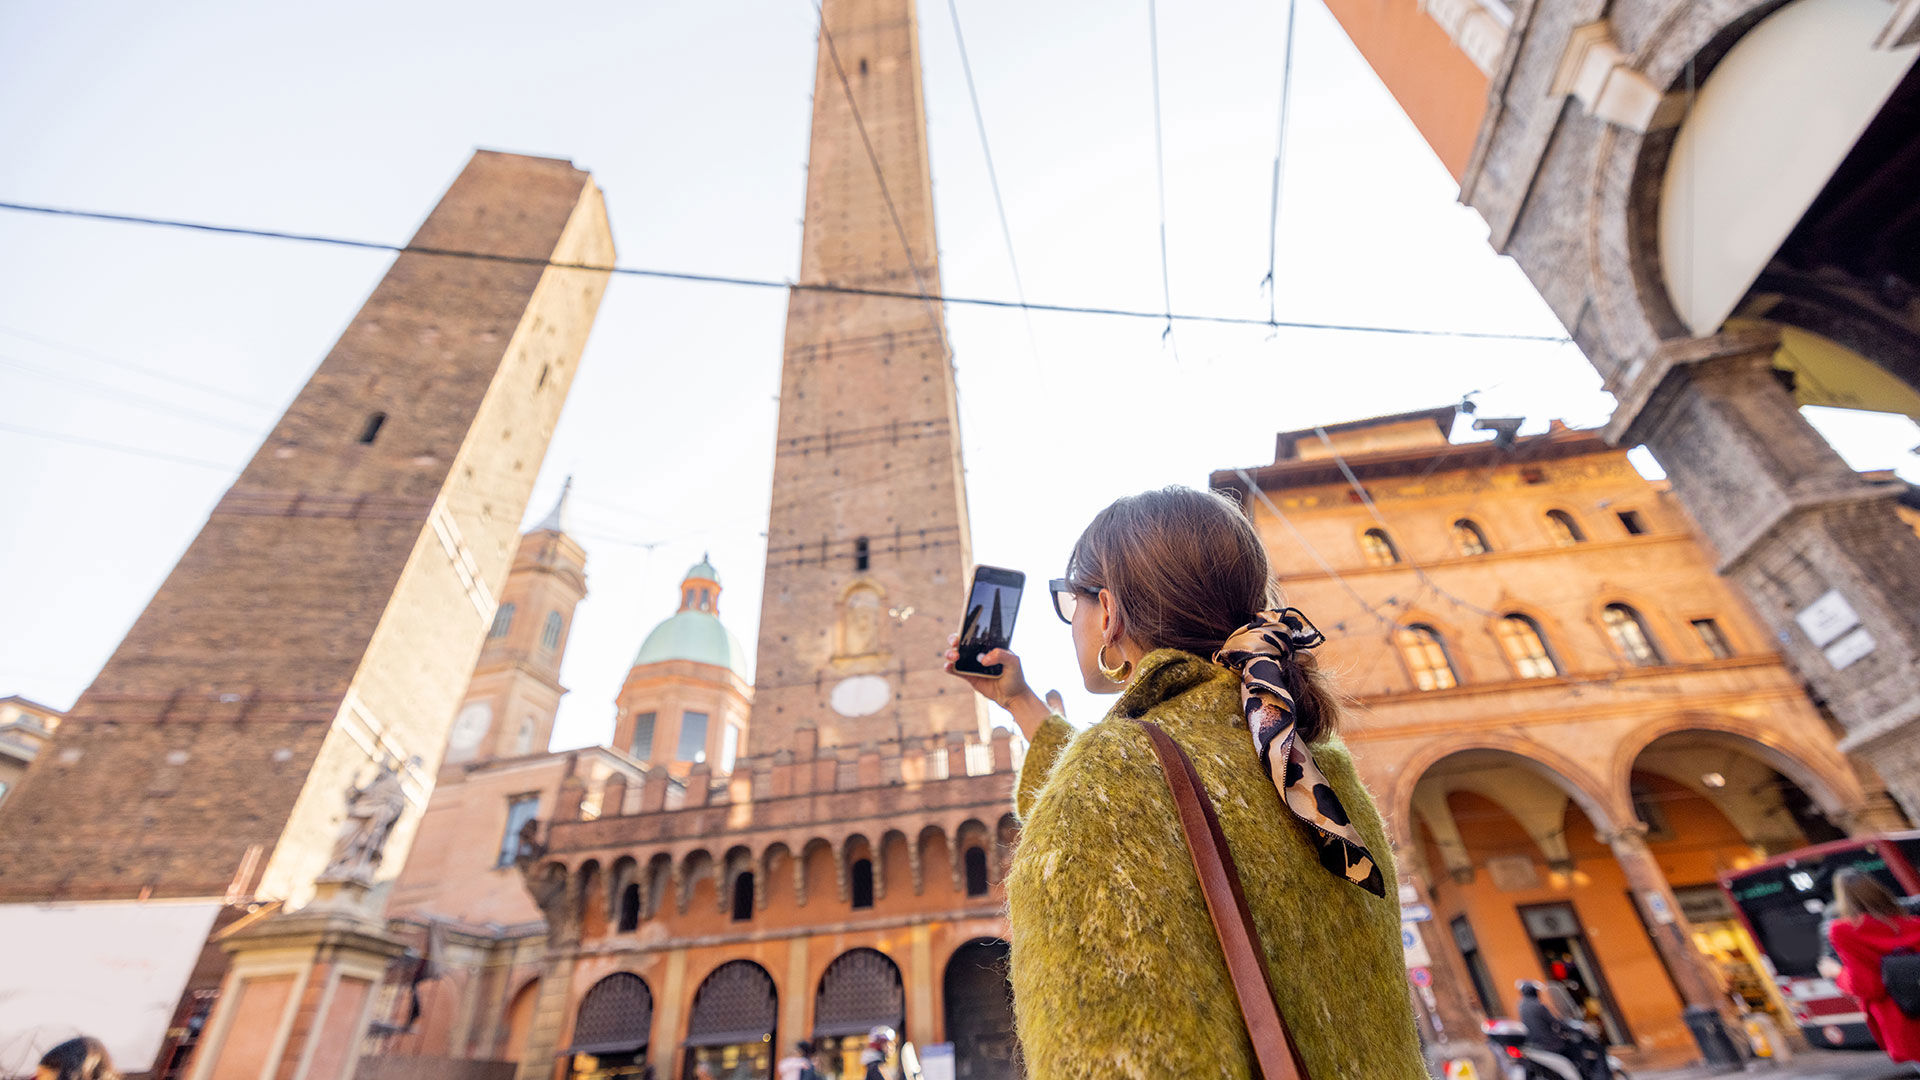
[570,972,653,1055]
[686,961,777,1047]
[1745,61,1920,394]
[814,947,906,1038]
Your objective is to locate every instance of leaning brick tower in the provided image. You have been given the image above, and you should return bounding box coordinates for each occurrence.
[751,0,988,750]
[0,150,613,916]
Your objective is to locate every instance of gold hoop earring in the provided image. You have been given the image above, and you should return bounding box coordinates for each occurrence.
[1097,643,1132,685]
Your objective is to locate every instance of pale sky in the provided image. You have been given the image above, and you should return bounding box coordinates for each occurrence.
[2,0,1914,749]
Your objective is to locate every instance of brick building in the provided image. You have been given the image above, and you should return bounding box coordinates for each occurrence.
[1214,408,1908,1069]
[365,2,1022,1079]
[0,695,61,809]
[0,150,614,1076]
[1313,0,1920,826]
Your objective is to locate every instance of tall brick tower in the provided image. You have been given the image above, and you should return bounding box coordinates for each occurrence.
[0,151,614,922]
[752,0,985,750]
[448,479,590,768]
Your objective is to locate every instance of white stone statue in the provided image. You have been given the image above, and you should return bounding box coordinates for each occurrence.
[318,759,410,885]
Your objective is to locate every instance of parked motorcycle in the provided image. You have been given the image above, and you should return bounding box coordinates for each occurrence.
[1482,1018,1631,1080]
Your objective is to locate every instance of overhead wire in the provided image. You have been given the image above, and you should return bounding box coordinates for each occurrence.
[0,353,266,436]
[943,0,1043,373]
[0,420,237,472]
[0,324,280,410]
[1261,0,1299,324]
[0,200,1573,344]
[1145,0,1177,355]
[809,2,952,363]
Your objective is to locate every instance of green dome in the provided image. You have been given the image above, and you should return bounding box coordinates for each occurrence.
[632,610,748,674]
[687,556,719,583]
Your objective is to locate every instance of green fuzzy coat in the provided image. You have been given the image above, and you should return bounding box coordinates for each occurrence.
[1007,649,1427,1080]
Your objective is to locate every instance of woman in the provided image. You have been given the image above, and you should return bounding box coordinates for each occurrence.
[945,487,1425,1079]
[35,1037,118,1080]
[1826,869,1920,1063]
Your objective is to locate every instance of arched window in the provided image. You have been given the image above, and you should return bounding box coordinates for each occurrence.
[570,973,652,1061]
[964,847,989,897]
[1452,519,1490,556]
[1395,624,1459,691]
[732,872,755,922]
[1496,614,1559,679]
[489,603,515,639]
[1360,528,1400,566]
[851,858,875,909]
[1603,604,1664,666]
[617,883,641,932]
[540,612,564,652]
[1545,510,1586,546]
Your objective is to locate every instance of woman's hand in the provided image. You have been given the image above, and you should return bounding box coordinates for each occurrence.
[944,635,1053,738]
[1818,955,1843,980]
[943,634,1031,707]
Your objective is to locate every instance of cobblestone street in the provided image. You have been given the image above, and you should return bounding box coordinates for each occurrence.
[1641,1051,1917,1080]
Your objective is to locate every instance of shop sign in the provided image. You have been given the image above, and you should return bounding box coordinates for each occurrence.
[1401,903,1433,923]
[1795,590,1859,648]
[1410,966,1433,988]
[1824,627,1876,671]
[1403,925,1432,968]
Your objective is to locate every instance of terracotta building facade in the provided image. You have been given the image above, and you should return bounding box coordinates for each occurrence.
[1316,0,1920,828]
[1215,408,1908,1069]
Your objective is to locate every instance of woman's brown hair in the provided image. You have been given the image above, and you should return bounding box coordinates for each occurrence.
[1833,868,1906,921]
[1067,485,1342,743]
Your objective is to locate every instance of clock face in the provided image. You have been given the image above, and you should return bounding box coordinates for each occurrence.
[449,703,492,756]
[829,674,892,718]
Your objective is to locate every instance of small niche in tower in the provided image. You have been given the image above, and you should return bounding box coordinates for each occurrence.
[854,536,871,571]
[859,58,868,76]
[358,412,387,444]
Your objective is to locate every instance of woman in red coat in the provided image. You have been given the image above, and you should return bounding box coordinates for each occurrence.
[1826,869,1920,1063]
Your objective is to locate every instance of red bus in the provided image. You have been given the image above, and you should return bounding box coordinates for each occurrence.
[1719,832,1920,1050]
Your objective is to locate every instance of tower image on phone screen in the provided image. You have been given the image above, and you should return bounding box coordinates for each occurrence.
[956,566,1025,676]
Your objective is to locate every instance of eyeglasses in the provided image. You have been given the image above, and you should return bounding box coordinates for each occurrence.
[1049,578,1099,625]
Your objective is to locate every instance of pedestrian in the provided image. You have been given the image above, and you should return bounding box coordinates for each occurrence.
[35,1037,118,1080]
[944,486,1426,1079]
[1826,868,1920,1064]
[778,1040,822,1080]
[860,1027,895,1080]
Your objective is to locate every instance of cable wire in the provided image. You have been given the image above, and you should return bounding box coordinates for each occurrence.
[0,324,279,410]
[0,199,1574,343]
[0,420,237,472]
[944,0,1043,371]
[0,353,265,435]
[1145,0,1177,355]
[1262,0,1298,324]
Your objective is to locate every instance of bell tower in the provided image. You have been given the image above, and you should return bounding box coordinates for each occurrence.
[448,478,588,767]
[750,0,986,751]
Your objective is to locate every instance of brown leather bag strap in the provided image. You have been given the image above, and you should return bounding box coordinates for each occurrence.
[1141,721,1311,1080]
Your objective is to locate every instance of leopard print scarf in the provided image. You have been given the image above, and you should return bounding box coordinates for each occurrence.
[1214,609,1386,897]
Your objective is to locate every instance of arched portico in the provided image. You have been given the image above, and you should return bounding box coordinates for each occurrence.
[1409,743,1744,1061]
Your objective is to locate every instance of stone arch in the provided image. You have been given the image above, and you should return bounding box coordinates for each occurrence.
[842,833,875,904]
[953,819,991,892]
[1613,713,1866,827]
[1393,736,1626,846]
[814,947,905,1039]
[679,849,715,916]
[877,829,911,901]
[914,825,947,895]
[835,582,887,660]
[943,939,1017,1079]
[684,959,777,1052]
[799,837,835,907]
[501,976,540,1061]
[570,972,653,1058]
[1479,600,1577,679]
[608,855,640,932]
[527,859,571,924]
[643,853,672,918]
[576,860,605,936]
[762,842,794,911]
[721,845,755,915]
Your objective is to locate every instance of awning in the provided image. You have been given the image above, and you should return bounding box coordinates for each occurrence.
[682,1028,773,1048]
[567,1040,648,1057]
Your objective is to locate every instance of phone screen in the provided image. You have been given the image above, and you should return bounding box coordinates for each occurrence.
[957,565,1024,676]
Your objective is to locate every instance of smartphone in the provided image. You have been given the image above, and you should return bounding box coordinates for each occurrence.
[955,565,1025,676]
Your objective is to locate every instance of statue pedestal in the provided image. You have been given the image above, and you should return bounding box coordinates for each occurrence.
[184,882,408,1080]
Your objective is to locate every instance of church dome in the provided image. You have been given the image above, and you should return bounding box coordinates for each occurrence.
[630,558,747,675]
